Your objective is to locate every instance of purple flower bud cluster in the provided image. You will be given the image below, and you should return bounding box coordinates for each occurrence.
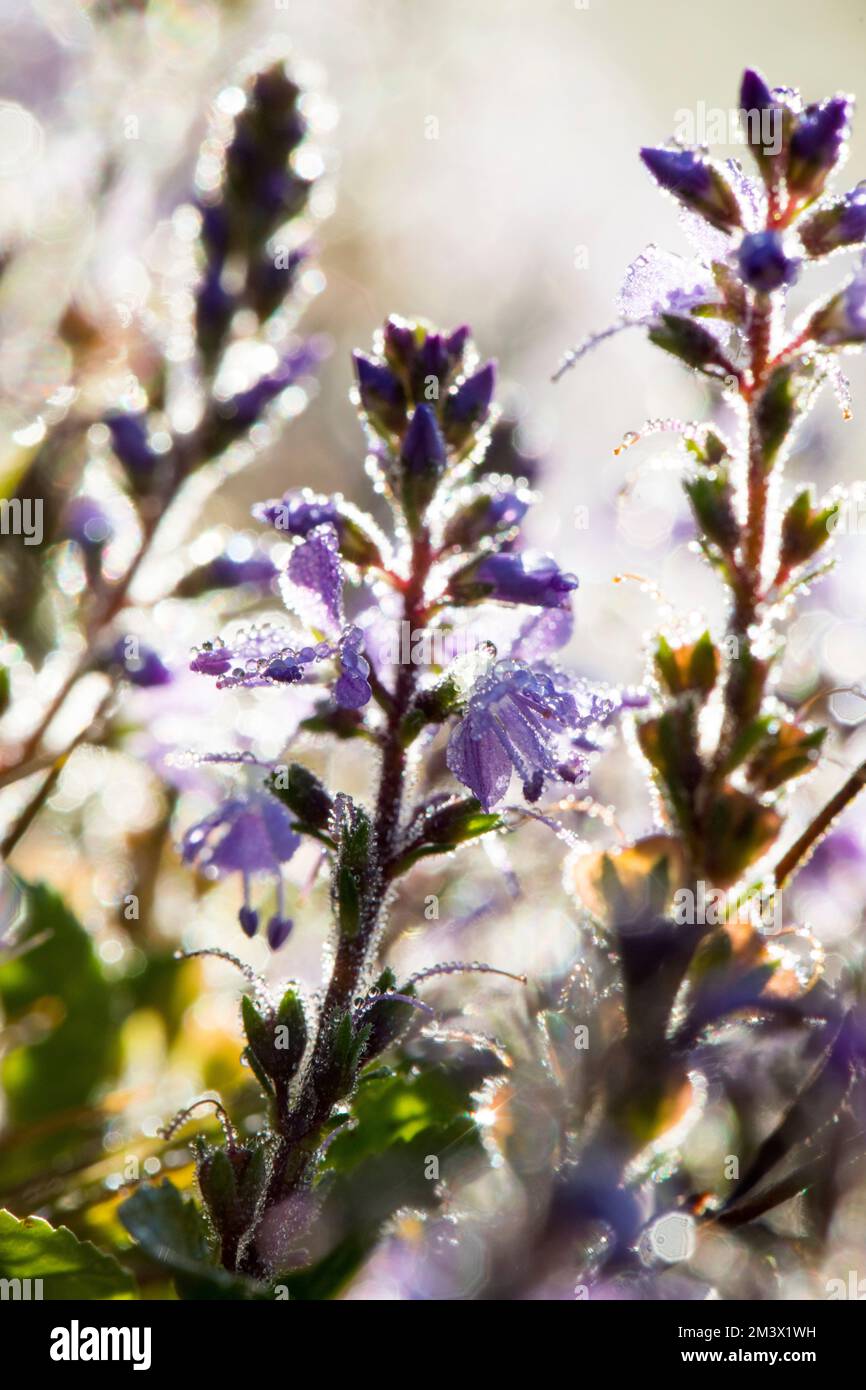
[559,68,866,382]
[104,61,323,500]
[178,317,621,951]
[352,317,497,525]
[195,63,314,365]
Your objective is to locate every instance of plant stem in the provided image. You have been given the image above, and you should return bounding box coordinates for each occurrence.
[773,755,866,889]
[237,532,433,1276]
[5,504,162,777]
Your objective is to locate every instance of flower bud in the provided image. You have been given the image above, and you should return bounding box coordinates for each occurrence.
[787,97,851,201]
[267,763,333,832]
[754,364,800,466]
[352,351,407,436]
[778,488,839,573]
[399,404,447,531]
[806,275,866,345]
[442,487,530,549]
[109,638,172,688]
[738,68,792,187]
[736,231,800,292]
[449,550,578,609]
[640,147,742,233]
[442,362,497,450]
[105,413,159,488]
[800,185,866,256]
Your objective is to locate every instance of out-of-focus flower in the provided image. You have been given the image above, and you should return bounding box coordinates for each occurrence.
[105,413,158,485]
[175,549,277,598]
[62,496,113,550]
[110,638,172,687]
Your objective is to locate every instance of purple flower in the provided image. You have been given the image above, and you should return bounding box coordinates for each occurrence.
[190,610,371,710]
[554,243,724,382]
[737,231,800,292]
[63,497,113,550]
[510,605,574,662]
[333,626,373,709]
[176,550,277,598]
[111,639,172,687]
[281,524,345,634]
[447,657,641,809]
[181,790,300,946]
[788,97,852,197]
[449,550,578,609]
[446,660,586,809]
[253,489,385,568]
[207,552,277,586]
[640,147,743,233]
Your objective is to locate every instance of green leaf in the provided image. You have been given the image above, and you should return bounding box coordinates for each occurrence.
[683,469,739,553]
[266,764,334,840]
[755,364,799,468]
[778,488,838,574]
[326,1065,479,1178]
[648,313,737,376]
[119,1179,264,1300]
[0,882,116,1126]
[653,631,719,698]
[0,1209,135,1300]
[392,796,503,876]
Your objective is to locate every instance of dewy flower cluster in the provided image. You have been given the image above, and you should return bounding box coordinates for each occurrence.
[175,302,627,954]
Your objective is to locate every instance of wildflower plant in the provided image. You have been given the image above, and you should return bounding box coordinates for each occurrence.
[540,68,866,1295]
[124,291,629,1288]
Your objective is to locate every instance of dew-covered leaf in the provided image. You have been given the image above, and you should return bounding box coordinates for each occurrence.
[0,1208,136,1300]
[118,1179,266,1300]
